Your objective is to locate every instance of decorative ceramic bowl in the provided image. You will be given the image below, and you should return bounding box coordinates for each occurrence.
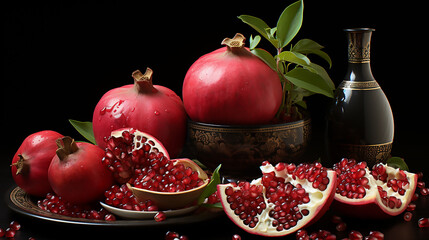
[186,116,311,179]
[127,159,209,210]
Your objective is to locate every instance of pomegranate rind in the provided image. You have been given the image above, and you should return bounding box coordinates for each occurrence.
[217,163,337,237]
[333,163,418,218]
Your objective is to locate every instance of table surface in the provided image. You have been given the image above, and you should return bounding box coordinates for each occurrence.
[1,130,429,240]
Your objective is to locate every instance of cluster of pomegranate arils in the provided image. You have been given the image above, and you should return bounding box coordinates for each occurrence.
[37,193,116,221]
[130,159,205,193]
[104,184,158,211]
[334,160,369,199]
[102,130,204,193]
[0,221,27,239]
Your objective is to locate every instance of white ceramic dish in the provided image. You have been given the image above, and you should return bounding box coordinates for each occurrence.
[99,201,199,220]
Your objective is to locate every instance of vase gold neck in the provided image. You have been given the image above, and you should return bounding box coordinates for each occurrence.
[345,28,375,64]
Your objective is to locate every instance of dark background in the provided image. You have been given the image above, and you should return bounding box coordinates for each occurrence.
[3,0,428,168]
[2,1,429,239]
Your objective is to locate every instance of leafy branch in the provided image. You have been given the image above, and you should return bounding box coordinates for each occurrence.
[238,0,334,120]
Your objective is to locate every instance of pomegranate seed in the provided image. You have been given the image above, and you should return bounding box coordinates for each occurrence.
[418,217,429,228]
[407,203,416,211]
[165,231,180,240]
[420,187,429,196]
[417,172,424,179]
[5,228,16,238]
[29,237,37,240]
[0,228,5,238]
[232,234,242,240]
[349,230,363,240]
[296,229,308,239]
[368,231,384,240]
[155,211,166,222]
[417,181,426,189]
[104,214,116,221]
[9,220,21,230]
[403,212,413,221]
[336,222,347,231]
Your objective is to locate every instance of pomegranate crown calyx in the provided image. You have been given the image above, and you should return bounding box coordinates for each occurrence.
[56,136,79,161]
[222,33,246,48]
[11,155,29,175]
[132,68,157,94]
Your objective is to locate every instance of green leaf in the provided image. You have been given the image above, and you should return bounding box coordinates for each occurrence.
[292,39,332,68]
[198,164,222,205]
[277,51,310,66]
[276,0,304,48]
[68,119,96,144]
[238,15,278,47]
[304,62,335,90]
[251,48,277,71]
[292,38,324,51]
[387,157,409,171]
[249,35,261,50]
[285,68,334,98]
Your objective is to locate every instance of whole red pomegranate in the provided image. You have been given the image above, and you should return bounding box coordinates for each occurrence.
[92,68,187,157]
[217,161,336,237]
[332,158,418,218]
[11,130,64,197]
[48,136,114,204]
[182,33,282,125]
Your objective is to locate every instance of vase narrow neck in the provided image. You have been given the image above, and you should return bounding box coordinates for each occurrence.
[344,28,375,81]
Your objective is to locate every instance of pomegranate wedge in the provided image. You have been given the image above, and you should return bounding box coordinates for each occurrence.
[333,158,418,218]
[217,161,336,237]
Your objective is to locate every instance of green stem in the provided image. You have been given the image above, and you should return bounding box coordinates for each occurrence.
[275,48,292,119]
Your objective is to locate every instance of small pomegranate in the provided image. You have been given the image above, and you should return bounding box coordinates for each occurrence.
[11,130,64,197]
[92,67,187,157]
[217,161,337,237]
[332,158,418,218]
[48,136,114,204]
[182,33,282,125]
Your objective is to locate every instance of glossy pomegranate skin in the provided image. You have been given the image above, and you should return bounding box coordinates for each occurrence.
[48,138,114,204]
[92,68,187,158]
[182,34,282,125]
[11,130,64,197]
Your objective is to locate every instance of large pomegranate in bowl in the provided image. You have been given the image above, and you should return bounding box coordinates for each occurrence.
[92,68,187,158]
[182,33,283,125]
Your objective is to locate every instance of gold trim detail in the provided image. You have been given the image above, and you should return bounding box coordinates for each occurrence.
[336,141,393,166]
[348,42,370,63]
[188,119,311,133]
[338,80,380,90]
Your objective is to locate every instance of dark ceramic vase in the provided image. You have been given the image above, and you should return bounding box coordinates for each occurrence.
[186,116,311,179]
[326,28,394,167]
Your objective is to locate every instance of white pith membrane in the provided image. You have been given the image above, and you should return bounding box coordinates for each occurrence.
[218,162,336,237]
[334,159,418,217]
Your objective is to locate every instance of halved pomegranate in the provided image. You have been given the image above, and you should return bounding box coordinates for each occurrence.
[333,158,418,218]
[102,128,169,184]
[217,161,337,237]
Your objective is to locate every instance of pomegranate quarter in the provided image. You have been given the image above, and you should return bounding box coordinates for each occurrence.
[333,158,418,218]
[217,161,336,237]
